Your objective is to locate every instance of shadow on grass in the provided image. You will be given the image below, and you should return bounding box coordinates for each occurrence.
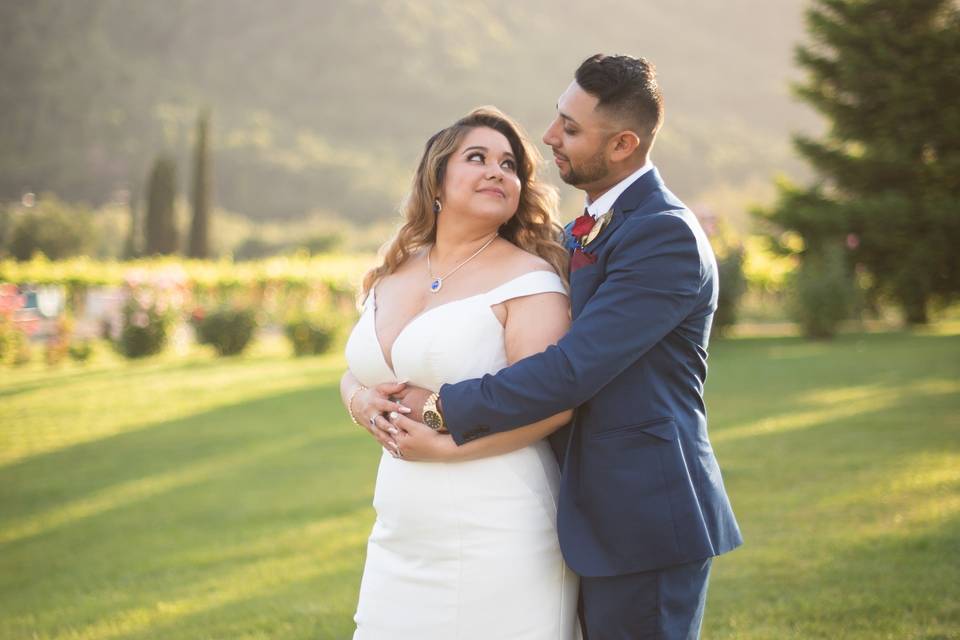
[1,508,373,640]
[0,380,384,638]
[109,562,365,640]
[706,332,960,437]
[0,382,381,550]
[708,510,960,640]
[811,512,960,634]
[0,351,342,401]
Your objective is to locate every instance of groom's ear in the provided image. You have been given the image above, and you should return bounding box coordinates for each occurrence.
[609,130,642,162]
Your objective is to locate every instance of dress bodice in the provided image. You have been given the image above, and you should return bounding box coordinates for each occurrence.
[345,270,567,393]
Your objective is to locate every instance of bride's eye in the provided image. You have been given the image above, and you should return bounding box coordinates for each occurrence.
[467,152,485,163]
[500,158,517,172]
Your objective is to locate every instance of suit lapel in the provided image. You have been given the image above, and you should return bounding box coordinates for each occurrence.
[568,168,666,319]
[580,208,626,255]
[584,168,664,252]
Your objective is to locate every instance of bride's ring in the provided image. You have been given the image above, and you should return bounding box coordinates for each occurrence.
[369,415,377,428]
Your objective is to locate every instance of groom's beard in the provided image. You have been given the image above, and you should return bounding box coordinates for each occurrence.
[561,147,609,189]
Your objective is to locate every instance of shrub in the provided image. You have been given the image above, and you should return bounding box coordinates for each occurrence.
[45,339,69,366]
[285,316,337,357]
[114,266,188,359]
[68,340,94,363]
[0,283,30,366]
[192,307,257,356]
[0,320,13,363]
[233,237,282,261]
[117,296,171,358]
[9,334,31,366]
[705,217,748,336]
[788,245,855,339]
[7,194,95,260]
[714,247,747,336]
[0,320,30,366]
[44,316,73,366]
[298,233,342,255]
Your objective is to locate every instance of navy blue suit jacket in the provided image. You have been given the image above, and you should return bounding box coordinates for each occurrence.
[440,168,742,578]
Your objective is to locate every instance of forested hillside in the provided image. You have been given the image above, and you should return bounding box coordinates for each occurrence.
[1,0,817,222]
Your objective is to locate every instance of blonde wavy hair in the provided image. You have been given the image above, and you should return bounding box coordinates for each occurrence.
[361,106,568,297]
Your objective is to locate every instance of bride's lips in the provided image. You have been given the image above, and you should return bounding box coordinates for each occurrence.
[477,188,506,198]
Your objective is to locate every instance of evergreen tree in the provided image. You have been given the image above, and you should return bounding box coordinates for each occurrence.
[123,185,140,260]
[188,109,212,259]
[758,0,960,324]
[145,156,178,255]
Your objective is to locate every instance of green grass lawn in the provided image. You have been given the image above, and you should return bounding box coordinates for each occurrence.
[1,331,958,639]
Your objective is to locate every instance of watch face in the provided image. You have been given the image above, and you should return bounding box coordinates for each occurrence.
[424,411,442,431]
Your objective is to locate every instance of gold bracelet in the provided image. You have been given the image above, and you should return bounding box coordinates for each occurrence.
[347,385,367,426]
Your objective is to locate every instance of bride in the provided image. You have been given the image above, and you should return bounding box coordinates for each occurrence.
[340,106,580,639]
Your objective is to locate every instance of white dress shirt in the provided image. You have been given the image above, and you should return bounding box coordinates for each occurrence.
[584,159,654,218]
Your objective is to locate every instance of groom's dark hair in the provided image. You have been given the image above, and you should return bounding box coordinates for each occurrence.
[575,54,664,149]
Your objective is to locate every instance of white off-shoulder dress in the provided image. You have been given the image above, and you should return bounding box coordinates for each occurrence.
[345,270,580,640]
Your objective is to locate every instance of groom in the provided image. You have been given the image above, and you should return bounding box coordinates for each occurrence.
[395,54,742,639]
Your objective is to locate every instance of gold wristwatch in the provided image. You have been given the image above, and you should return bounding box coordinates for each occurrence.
[423,392,447,433]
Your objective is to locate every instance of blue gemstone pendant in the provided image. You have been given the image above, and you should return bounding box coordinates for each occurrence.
[430,278,442,293]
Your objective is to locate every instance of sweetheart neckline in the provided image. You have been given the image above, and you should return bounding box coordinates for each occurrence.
[367,270,563,376]
[369,290,499,376]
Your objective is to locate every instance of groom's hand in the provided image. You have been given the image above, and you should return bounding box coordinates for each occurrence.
[393,385,433,423]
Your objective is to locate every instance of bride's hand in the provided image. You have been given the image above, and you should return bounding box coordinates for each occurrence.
[388,412,458,462]
[390,386,430,422]
[352,382,411,449]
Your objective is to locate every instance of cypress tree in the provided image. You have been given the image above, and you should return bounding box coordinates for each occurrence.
[757,0,960,324]
[123,184,140,259]
[145,155,178,255]
[188,109,212,259]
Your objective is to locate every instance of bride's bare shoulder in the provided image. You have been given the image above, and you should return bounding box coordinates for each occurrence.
[492,239,557,278]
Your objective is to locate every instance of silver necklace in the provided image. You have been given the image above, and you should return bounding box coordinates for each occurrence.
[426,233,498,293]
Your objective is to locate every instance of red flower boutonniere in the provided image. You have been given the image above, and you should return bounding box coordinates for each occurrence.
[571,210,613,249]
[571,213,596,243]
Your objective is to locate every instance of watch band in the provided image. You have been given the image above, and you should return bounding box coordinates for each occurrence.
[423,392,447,432]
